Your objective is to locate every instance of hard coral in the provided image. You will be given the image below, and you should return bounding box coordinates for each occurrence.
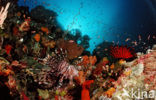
[110,46,136,59]
[143,50,156,90]
[57,39,84,60]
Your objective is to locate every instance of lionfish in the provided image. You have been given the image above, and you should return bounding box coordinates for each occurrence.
[36,48,78,88]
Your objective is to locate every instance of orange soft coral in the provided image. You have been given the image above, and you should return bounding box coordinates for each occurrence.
[89,56,97,65]
[78,56,97,66]
[74,71,86,85]
[34,34,40,42]
[81,56,89,66]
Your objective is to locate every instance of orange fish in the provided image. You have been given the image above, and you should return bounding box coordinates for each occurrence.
[34,34,40,42]
[5,44,12,55]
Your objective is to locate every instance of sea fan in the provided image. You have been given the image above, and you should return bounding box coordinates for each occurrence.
[110,46,136,59]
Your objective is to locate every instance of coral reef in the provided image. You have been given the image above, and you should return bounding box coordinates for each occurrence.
[0,1,155,100]
[112,48,156,100]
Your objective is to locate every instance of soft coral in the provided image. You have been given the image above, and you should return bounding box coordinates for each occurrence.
[81,80,94,100]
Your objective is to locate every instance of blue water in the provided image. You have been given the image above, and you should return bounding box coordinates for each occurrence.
[18,0,156,52]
